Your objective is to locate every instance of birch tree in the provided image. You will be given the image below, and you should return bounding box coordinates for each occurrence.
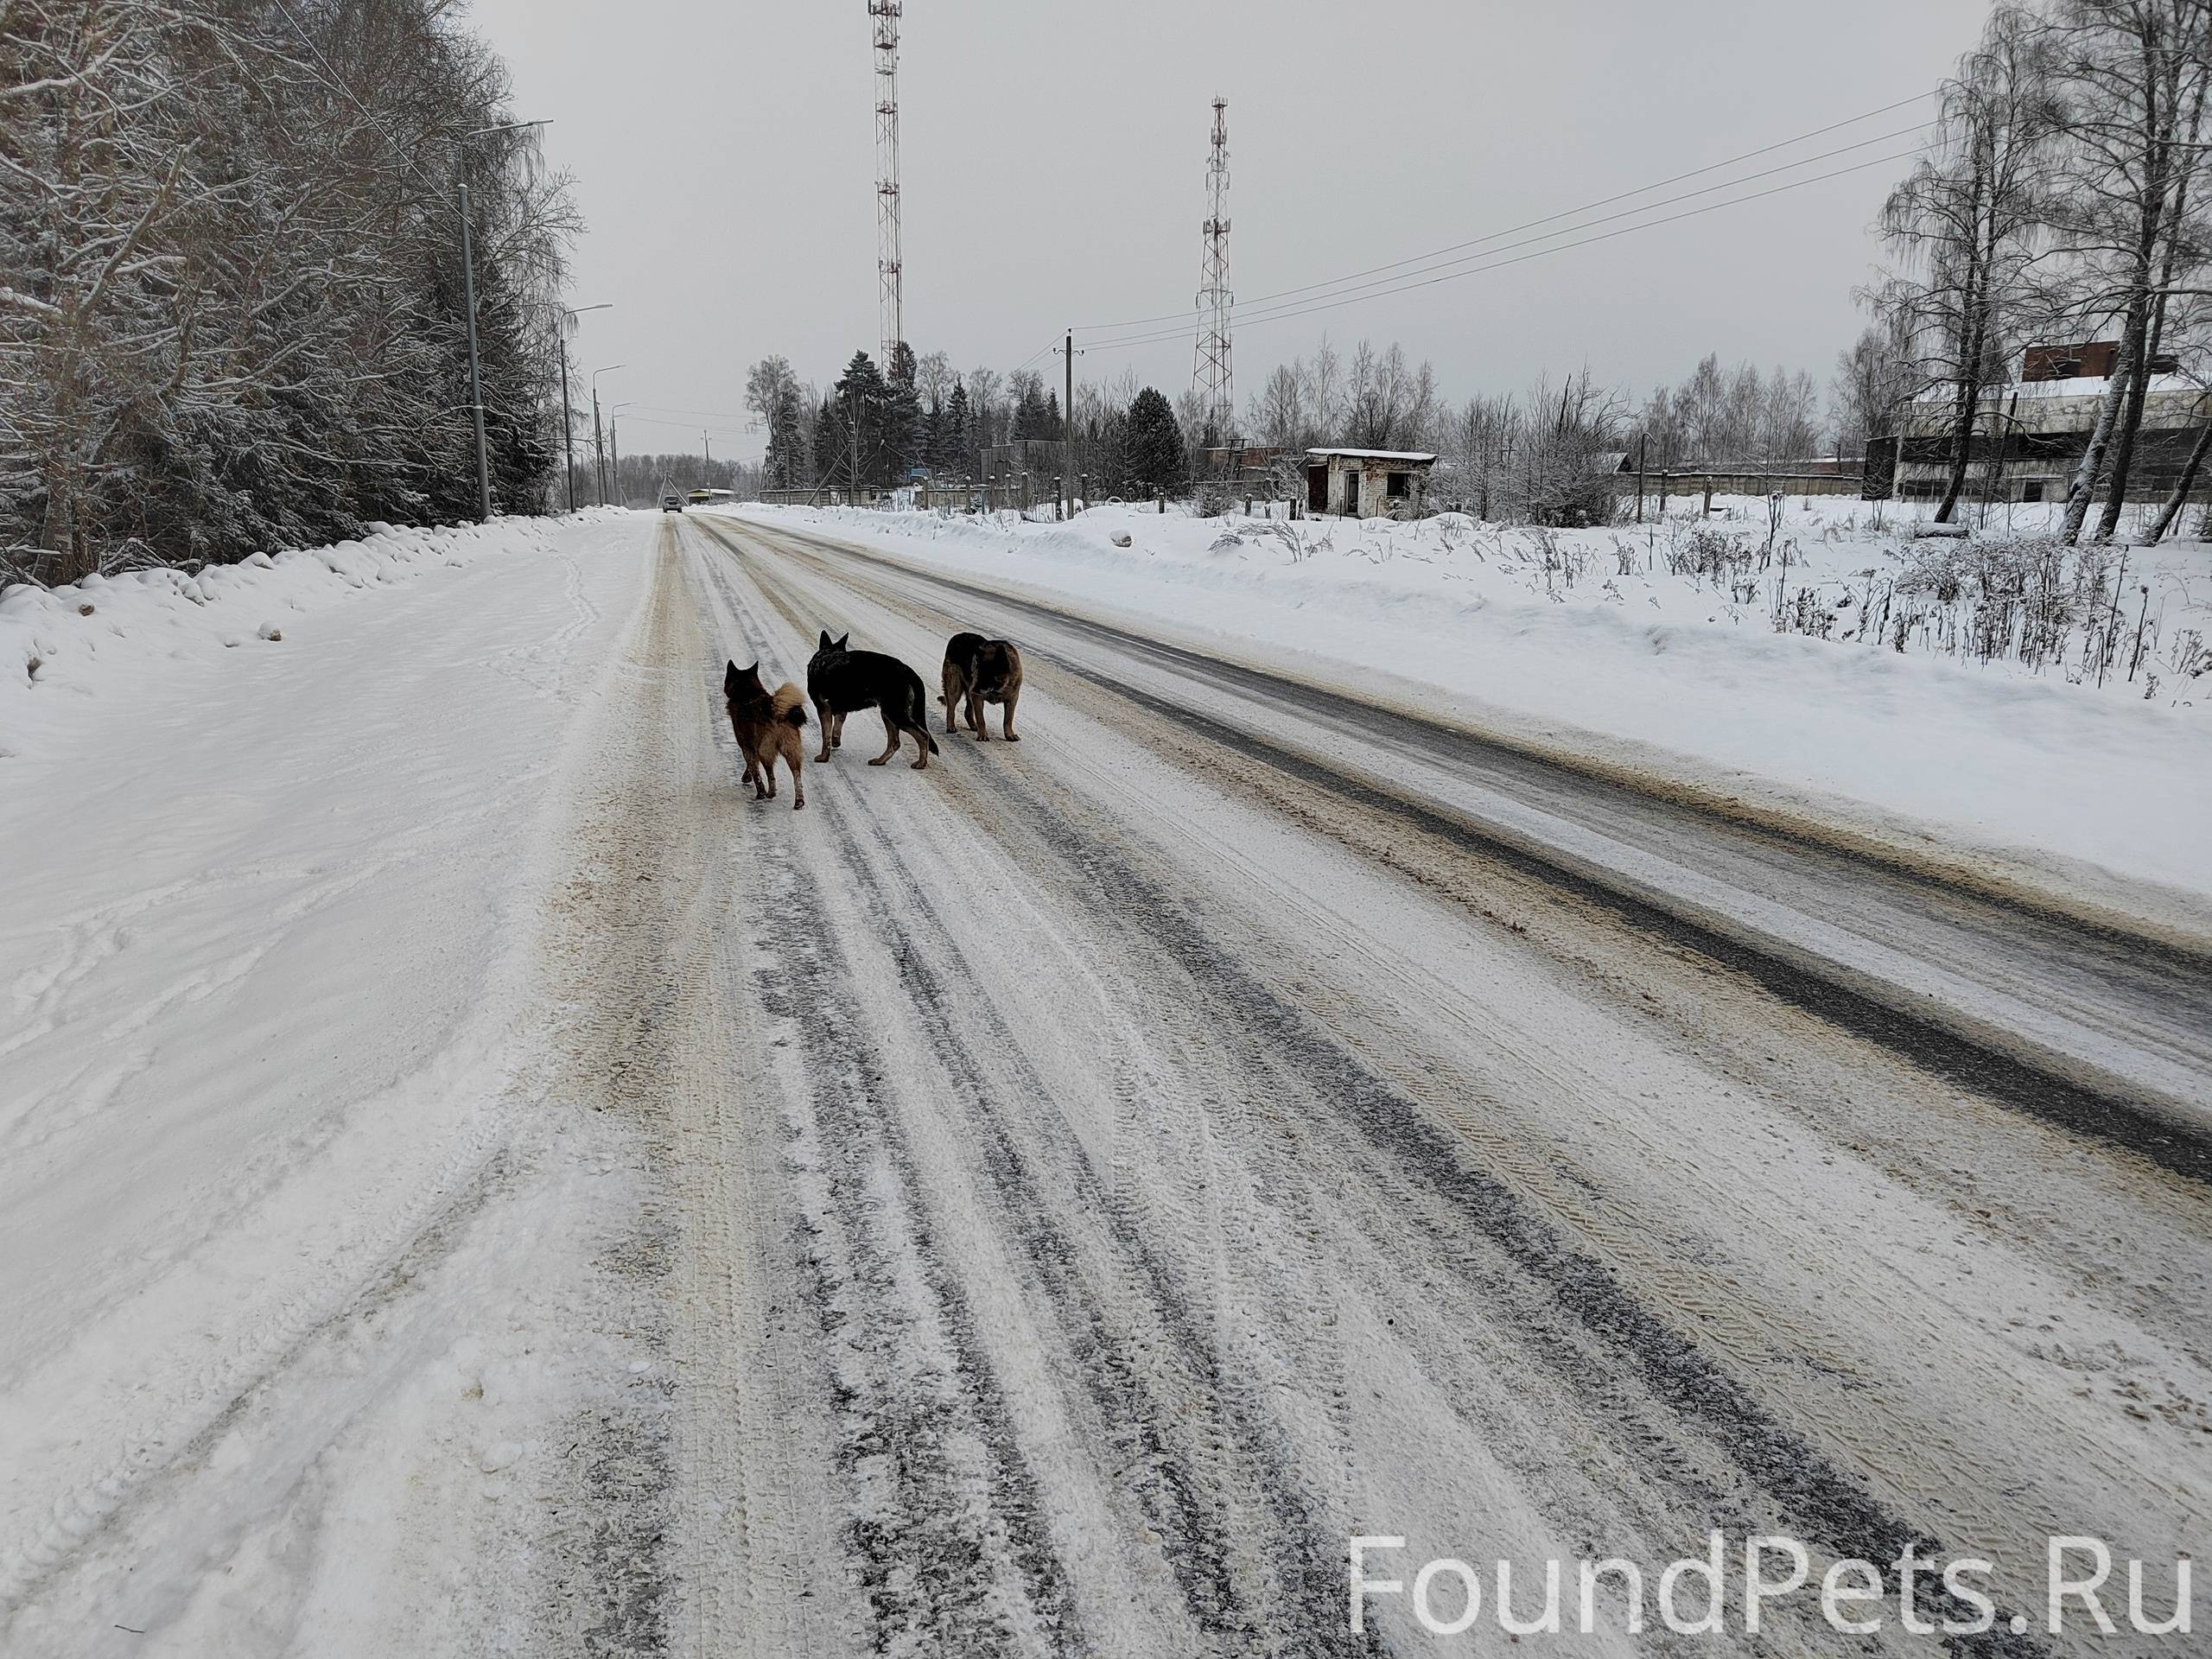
[1872,4,2057,524]
[2041,0,2212,539]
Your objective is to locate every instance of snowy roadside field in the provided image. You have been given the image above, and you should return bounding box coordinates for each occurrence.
[731,499,2212,917]
[1,513,659,1653]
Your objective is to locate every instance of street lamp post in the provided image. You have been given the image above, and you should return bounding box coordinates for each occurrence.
[556,302,612,512]
[458,119,549,522]
[591,365,623,506]
[612,404,632,509]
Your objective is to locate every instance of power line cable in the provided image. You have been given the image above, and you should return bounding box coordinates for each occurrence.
[1078,145,1932,354]
[1072,90,1935,336]
[1080,132,1934,350]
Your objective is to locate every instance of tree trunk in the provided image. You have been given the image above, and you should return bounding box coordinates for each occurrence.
[2098,325,2158,540]
[2097,76,2202,540]
[2145,415,2212,540]
[2060,345,2137,543]
[1936,338,1985,524]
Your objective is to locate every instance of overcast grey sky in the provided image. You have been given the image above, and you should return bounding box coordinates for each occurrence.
[468,0,1993,462]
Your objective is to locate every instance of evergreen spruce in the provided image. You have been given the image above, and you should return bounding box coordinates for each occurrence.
[1124,388,1185,495]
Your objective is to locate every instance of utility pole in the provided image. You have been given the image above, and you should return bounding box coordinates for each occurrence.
[703,428,712,472]
[1062,328,1076,522]
[457,181,493,521]
[456,119,548,523]
[590,364,622,507]
[850,378,862,505]
[610,416,622,508]
[558,335,575,512]
[556,302,612,514]
[592,389,607,505]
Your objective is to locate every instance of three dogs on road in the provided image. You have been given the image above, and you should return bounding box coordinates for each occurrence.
[721,627,1023,810]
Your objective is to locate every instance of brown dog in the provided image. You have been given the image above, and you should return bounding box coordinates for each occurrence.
[941,632,1023,741]
[723,659,807,809]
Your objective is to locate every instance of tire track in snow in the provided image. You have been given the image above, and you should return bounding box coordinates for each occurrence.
[699,522,1398,1652]
[704,516,2077,1656]
[739,518,2212,1180]
[683,533,1086,1657]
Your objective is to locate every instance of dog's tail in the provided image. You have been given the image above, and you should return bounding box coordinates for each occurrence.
[772,683,806,727]
[911,683,941,753]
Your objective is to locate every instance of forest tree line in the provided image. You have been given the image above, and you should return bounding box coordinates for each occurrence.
[2,0,579,585]
[9,0,2206,576]
[742,334,1878,526]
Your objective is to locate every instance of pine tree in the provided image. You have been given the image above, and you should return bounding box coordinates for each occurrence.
[938,381,970,475]
[833,351,903,486]
[883,342,922,480]
[810,395,844,487]
[1125,388,1185,494]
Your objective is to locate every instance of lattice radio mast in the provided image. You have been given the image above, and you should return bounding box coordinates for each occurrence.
[1193,97,1234,443]
[870,1,903,374]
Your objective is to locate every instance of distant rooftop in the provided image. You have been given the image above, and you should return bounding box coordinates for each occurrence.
[1306,448,1438,463]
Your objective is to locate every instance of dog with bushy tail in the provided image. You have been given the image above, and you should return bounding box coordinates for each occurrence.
[724,659,807,808]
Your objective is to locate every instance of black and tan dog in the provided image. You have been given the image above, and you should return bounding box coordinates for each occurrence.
[723,660,807,809]
[941,632,1022,741]
[806,631,940,770]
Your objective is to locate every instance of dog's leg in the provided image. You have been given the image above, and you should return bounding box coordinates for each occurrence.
[942,670,963,734]
[869,713,900,766]
[830,712,845,750]
[1001,687,1020,741]
[968,690,988,740]
[813,703,834,763]
[907,721,931,769]
[786,744,805,810]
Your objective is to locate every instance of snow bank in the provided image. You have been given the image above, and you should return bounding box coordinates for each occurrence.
[729,500,2212,907]
[0,512,620,762]
[0,512,656,1650]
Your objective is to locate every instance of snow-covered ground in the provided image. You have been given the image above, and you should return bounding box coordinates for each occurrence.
[728,497,2212,918]
[1,513,660,1653]
[5,505,2206,1655]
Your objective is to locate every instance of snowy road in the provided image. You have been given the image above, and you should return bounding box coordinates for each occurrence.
[652,512,2211,1655]
[5,509,2208,1656]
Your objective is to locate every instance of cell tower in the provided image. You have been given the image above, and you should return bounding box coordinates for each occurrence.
[1192,97,1234,443]
[870,1,903,374]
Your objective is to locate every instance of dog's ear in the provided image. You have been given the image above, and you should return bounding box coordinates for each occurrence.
[746,660,760,677]
[723,660,740,694]
[818,630,834,651]
[836,632,850,651]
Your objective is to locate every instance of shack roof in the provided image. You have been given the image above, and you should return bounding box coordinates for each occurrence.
[1306,448,1438,464]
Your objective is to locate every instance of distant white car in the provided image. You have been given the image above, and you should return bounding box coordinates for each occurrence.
[660,493,683,512]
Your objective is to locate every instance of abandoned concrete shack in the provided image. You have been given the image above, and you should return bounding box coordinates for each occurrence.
[1306,448,1438,517]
